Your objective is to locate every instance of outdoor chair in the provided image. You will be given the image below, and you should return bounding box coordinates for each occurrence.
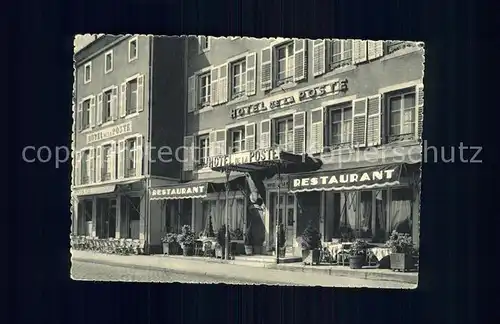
[203,241,214,257]
[194,240,204,256]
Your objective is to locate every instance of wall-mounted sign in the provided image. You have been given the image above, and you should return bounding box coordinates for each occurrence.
[230,79,348,120]
[86,121,133,144]
[150,184,207,200]
[73,184,117,197]
[206,148,281,169]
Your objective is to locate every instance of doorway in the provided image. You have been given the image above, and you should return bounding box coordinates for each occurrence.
[96,198,116,238]
[270,192,296,254]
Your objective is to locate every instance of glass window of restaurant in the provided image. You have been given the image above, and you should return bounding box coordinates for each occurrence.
[201,197,245,233]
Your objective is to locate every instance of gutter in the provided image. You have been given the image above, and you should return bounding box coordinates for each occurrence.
[145,35,154,254]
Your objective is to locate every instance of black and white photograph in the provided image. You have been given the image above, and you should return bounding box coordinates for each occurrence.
[70,35,424,289]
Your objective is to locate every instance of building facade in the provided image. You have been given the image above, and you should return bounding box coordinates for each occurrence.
[71,35,186,253]
[180,37,424,256]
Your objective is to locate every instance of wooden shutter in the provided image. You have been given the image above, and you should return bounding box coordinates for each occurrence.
[312,40,326,77]
[245,123,256,151]
[216,129,227,155]
[209,131,217,157]
[293,111,306,154]
[353,98,368,148]
[77,102,83,131]
[89,147,95,183]
[96,93,103,126]
[352,40,368,64]
[117,140,125,179]
[260,119,271,149]
[111,87,118,120]
[137,74,144,112]
[210,68,219,106]
[260,47,273,91]
[367,95,382,146]
[110,141,116,180]
[135,135,143,177]
[218,64,229,104]
[310,107,324,154]
[119,82,127,117]
[187,75,196,112]
[89,96,96,128]
[183,136,194,171]
[75,151,81,185]
[416,84,424,141]
[245,52,257,96]
[367,40,384,61]
[293,39,307,82]
[95,146,102,182]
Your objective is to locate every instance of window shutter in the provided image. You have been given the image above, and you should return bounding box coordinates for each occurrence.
[95,146,102,182]
[210,68,219,106]
[117,140,125,179]
[96,93,103,126]
[245,52,257,96]
[89,147,95,183]
[310,107,324,154]
[293,39,307,82]
[75,151,81,185]
[110,141,117,180]
[353,98,368,148]
[260,119,271,149]
[111,87,118,120]
[135,135,143,177]
[367,40,384,61]
[137,74,144,112]
[245,123,256,151]
[77,102,83,131]
[216,129,227,155]
[312,40,326,77]
[119,83,127,117]
[367,94,382,146]
[187,75,196,112]
[183,136,194,171]
[218,64,229,104]
[293,111,306,154]
[352,40,368,64]
[260,47,272,91]
[209,131,217,157]
[89,96,96,128]
[416,83,424,141]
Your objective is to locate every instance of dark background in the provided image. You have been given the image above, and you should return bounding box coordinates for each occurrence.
[9,0,486,323]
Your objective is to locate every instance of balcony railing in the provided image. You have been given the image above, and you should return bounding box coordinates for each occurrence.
[81,175,89,185]
[387,133,416,143]
[330,58,352,71]
[102,172,111,181]
[275,76,294,87]
[386,41,418,55]
[125,168,136,177]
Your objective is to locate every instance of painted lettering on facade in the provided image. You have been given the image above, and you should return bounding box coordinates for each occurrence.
[206,148,281,169]
[86,122,133,144]
[151,185,207,199]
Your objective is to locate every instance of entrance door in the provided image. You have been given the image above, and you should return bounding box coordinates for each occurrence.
[273,193,296,254]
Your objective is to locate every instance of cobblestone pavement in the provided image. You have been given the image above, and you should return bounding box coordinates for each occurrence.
[71,261,281,284]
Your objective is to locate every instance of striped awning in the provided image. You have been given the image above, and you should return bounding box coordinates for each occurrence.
[289,163,403,193]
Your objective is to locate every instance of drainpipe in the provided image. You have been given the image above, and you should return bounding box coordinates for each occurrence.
[180,37,188,229]
[144,35,154,254]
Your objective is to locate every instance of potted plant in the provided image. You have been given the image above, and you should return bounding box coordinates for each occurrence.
[244,224,253,255]
[215,225,231,259]
[300,221,322,265]
[161,233,179,255]
[349,239,368,269]
[177,225,195,256]
[277,223,286,258]
[203,215,216,238]
[230,228,244,240]
[385,231,416,272]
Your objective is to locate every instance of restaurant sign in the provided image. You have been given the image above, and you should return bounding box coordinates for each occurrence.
[230,79,348,120]
[289,164,402,193]
[205,148,281,169]
[86,121,133,144]
[150,184,207,200]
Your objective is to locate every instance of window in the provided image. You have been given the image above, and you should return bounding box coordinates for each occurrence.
[103,90,113,122]
[230,128,245,153]
[196,135,210,168]
[128,37,138,62]
[125,138,136,177]
[274,117,294,152]
[81,99,91,130]
[102,145,112,181]
[388,90,416,142]
[84,62,92,84]
[330,40,353,70]
[275,42,294,86]
[198,73,211,108]
[198,36,210,53]
[81,150,91,184]
[126,79,138,114]
[329,105,353,147]
[231,60,246,99]
[104,50,113,73]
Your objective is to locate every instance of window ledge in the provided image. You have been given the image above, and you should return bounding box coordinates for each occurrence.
[84,80,91,85]
[80,127,92,134]
[269,82,298,95]
[124,112,140,120]
[128,56,138,63]
[193,106,214,115]
[320,65,356,80]
[100,120,114,127]
[380,47,423,62]
[228,95,249,105]
[104,69,113,74]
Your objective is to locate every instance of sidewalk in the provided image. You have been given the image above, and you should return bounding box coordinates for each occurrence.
[71,250,418,288]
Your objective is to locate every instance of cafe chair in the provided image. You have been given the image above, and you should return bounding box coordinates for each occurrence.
[194,240,204,256]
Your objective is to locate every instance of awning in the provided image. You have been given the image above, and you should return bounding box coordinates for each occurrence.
[72,184,117,197]
[149,175,246,200]
[289,163,403,193]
